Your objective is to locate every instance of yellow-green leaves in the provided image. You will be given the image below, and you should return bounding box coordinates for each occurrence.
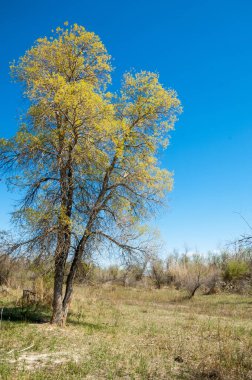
[116,71,182,157]
[11,24,111,94]
[121,71,181,128]
[4,23,182,249]
[10,24,116,182]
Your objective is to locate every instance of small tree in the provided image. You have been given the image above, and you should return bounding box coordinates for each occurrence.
[171,255,215,298]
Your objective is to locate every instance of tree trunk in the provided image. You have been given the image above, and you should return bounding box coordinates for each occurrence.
[189,283,201,299]
[51,249,65,325]
[51,263,70,326]
[51,131,74,319]
[62,241,86,320]
[51,285,70,327]
[51,289,63,325]
[51,230,71,325]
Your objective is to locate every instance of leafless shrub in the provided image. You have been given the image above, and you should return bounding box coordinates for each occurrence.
[170,256,220,298]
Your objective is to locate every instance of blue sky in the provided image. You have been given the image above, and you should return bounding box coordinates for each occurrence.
[1,0,252,254]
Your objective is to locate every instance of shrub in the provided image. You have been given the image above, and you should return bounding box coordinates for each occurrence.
[75,261,95,284]
[0,254,11,286]
[223,260,249,282]
[150,259,167,289]
[170,255,220,298]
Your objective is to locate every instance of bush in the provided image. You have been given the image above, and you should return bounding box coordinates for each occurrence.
[0,255,11,286]
[123,263,147,286]
[170,255,220,298]
[75,261,95,284]
[150,259,167,289]
[223,260,249,282]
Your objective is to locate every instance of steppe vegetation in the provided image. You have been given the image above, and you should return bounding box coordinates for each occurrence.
[1,248,252,379]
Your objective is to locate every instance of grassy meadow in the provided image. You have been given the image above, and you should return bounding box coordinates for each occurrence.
[0,286,252,380]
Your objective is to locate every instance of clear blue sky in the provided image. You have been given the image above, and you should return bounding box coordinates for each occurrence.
[1,0,252,254]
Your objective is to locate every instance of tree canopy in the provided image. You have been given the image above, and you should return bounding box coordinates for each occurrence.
[0,23,182,324]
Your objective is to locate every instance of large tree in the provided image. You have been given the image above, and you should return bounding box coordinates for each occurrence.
[0,23,181,325]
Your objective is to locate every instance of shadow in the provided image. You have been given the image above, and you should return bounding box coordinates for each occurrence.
[189,369,221,380]
[67,316,106,330]
[0,306,50,324]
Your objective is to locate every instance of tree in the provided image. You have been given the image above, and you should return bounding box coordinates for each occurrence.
[170,254,219,298]
[0,23,181,325]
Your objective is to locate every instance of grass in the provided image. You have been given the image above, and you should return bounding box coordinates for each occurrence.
[0,286,252,379]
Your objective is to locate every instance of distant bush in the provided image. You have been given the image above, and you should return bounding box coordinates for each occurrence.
[223,260,249,282]
[169,255,221,298]
[1,247,252,298]
[75,261,96,284]
[0,254,30,289]
[0,254,11,286]
[150,259,170,289]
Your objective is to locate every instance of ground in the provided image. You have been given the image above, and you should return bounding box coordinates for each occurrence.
[0,286,252,379]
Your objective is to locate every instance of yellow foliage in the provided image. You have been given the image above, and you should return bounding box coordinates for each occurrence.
[6,23,182,232]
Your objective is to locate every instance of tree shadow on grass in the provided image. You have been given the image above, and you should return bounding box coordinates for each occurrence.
[1,307,109,330]
[69,320,105,331]
[67,314,106,331]
[0,305,50,324]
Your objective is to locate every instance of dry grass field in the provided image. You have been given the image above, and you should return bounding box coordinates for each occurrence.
[0,286,252,379]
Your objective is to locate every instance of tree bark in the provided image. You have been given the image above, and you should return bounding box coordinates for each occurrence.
[61,236,88,323]
[51,234,88,326]
[51,235,69,325]
[51,139,74,326]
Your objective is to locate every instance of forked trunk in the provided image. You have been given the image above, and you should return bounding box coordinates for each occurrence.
[51,233,88,326]
[51,280,72,326]
[51,292,63,325]
[51,284,74,326]
[51,250,80,326]
[51,260,65,325]
[51,300,70,326]
[51,237,69,325]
